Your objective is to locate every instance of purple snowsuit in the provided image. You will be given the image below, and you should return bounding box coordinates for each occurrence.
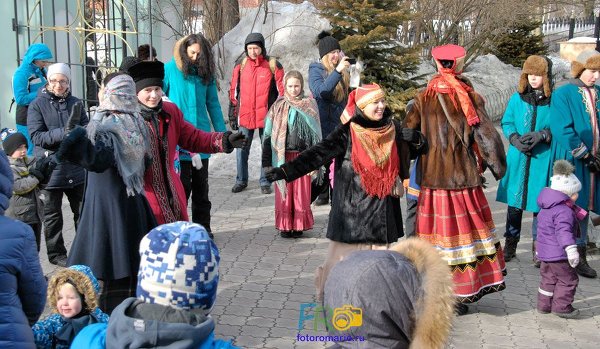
[535,187,580,314]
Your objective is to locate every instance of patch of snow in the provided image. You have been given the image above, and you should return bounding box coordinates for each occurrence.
[568,36,597,43]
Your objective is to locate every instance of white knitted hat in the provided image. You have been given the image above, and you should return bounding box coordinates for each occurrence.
[47,63,71,81]
[550,160,581,196]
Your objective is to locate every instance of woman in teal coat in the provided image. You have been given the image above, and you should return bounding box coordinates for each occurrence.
[548,50,600,278]
[496,55,553,264]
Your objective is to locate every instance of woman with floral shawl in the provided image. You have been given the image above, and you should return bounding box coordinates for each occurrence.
[56,73,157,313]
[262,71,322,238]
[265,83,425,300]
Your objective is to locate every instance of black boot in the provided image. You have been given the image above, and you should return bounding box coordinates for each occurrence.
[503,236,519,262]
[532,242,541,268]
[575,245,597,278]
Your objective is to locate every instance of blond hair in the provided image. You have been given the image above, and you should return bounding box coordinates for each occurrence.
[321,54,350,103]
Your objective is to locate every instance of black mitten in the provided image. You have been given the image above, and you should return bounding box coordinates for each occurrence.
[228,103,239,131]
[29,168,45,182]
[265,167,286,182]
[34,155,57,182]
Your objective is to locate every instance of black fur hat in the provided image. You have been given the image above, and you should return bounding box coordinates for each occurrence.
[127,60,164,93]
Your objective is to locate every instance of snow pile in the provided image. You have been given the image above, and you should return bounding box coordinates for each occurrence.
[213,1,330,110]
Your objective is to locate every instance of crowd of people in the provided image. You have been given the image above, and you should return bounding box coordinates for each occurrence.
[1,28,599,348]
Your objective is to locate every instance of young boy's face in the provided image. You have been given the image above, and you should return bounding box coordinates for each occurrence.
[10,144,27,159]
[56,283,83,318]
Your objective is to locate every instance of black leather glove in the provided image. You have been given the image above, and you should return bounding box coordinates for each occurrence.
[509,133,532,154]
[400,128,419,143]
[583,153,600,173]
[265,167,286,182]
[228,103,239,131]
[520,130,551,149]
[227,132,247,148]
[65,102,83,134]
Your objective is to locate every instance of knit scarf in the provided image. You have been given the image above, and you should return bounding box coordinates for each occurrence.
[140,101,183,223]
[87,75,149,196]
[264,94,322,194]
[349,114,399,199]
[425,68,480,126]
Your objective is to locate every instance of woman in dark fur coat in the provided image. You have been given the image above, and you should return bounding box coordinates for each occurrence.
[57,73,157,313]
[266,83,426,300]
[404,44,507,315]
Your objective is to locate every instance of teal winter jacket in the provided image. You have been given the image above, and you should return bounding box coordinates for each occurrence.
[496,92,553,212]
[164,58,226,160]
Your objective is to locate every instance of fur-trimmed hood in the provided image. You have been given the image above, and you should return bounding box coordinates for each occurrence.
[47,265,102,314]
[324,238,455,349]
[172,36,187,73]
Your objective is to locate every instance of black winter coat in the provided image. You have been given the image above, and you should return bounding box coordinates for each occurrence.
[27,87,89,189]
[57,127,157,280]
[281,111,418,244]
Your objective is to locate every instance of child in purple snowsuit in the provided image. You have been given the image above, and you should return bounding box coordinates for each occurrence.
[536,160,585,318]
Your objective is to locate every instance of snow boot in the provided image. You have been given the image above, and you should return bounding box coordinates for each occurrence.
[575,245,597,278]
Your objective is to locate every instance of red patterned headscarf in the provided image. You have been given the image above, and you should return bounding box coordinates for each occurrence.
[340,84,399,198]
[425,44,480,126]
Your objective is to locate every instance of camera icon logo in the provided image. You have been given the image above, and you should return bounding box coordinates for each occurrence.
[332,305,363,331]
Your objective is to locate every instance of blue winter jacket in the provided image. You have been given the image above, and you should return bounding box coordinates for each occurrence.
[164,56,226,160]
[0,151,47,349]
[71,298,238,349]
[308,62,347,138]
[12,43,53,107]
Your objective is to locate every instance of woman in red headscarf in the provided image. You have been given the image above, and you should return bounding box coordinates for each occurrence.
[404,44,507,315]
[265,83,426,300]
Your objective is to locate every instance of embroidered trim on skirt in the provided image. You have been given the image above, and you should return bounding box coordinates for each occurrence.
[416,186,506,303]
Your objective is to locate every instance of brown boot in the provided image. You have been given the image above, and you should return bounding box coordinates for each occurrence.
[532,242,541,268]
[575,245,597,278]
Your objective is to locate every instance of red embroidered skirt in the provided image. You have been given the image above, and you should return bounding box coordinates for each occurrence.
[416,186,506,303]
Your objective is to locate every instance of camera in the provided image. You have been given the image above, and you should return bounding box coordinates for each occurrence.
[332,305,362,331]
[346,57,357,65]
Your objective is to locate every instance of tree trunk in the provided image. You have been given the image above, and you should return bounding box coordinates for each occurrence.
[203,0,239,46]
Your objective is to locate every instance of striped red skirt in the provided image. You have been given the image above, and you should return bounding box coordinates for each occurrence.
[416,186,506,303]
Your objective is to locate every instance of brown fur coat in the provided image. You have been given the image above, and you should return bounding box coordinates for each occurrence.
[404,81,506,189]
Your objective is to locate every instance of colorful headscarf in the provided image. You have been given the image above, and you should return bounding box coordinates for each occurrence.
[87,74,149,196]
[425,44,480,126]
[264,92,322,194]
[341,84,399,198]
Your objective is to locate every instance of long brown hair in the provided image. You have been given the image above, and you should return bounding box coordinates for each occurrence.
[321,54,350,103]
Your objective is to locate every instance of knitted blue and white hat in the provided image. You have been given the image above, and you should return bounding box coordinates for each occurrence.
[137,221,219,314]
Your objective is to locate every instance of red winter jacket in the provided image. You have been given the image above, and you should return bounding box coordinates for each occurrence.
[229,55,284,129]
[143,101,226,224]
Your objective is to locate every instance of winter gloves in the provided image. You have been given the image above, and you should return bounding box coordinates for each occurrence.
[400,128,420,143]
[65,102,83,135]
[31,155,57,184]
[222,131,247,153]
[565,245,580,268]
[582,153,600,173]
[265,167,286,182]
[191,154,203,170]
[509,129,551,155]
[228,103,239,131]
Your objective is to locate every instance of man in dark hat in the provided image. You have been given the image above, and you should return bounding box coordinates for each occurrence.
[228,32,285,194]
[125,60,247,229]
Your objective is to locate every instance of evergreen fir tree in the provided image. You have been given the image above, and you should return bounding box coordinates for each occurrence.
[492,20,547,68]
[318,0,419,114]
